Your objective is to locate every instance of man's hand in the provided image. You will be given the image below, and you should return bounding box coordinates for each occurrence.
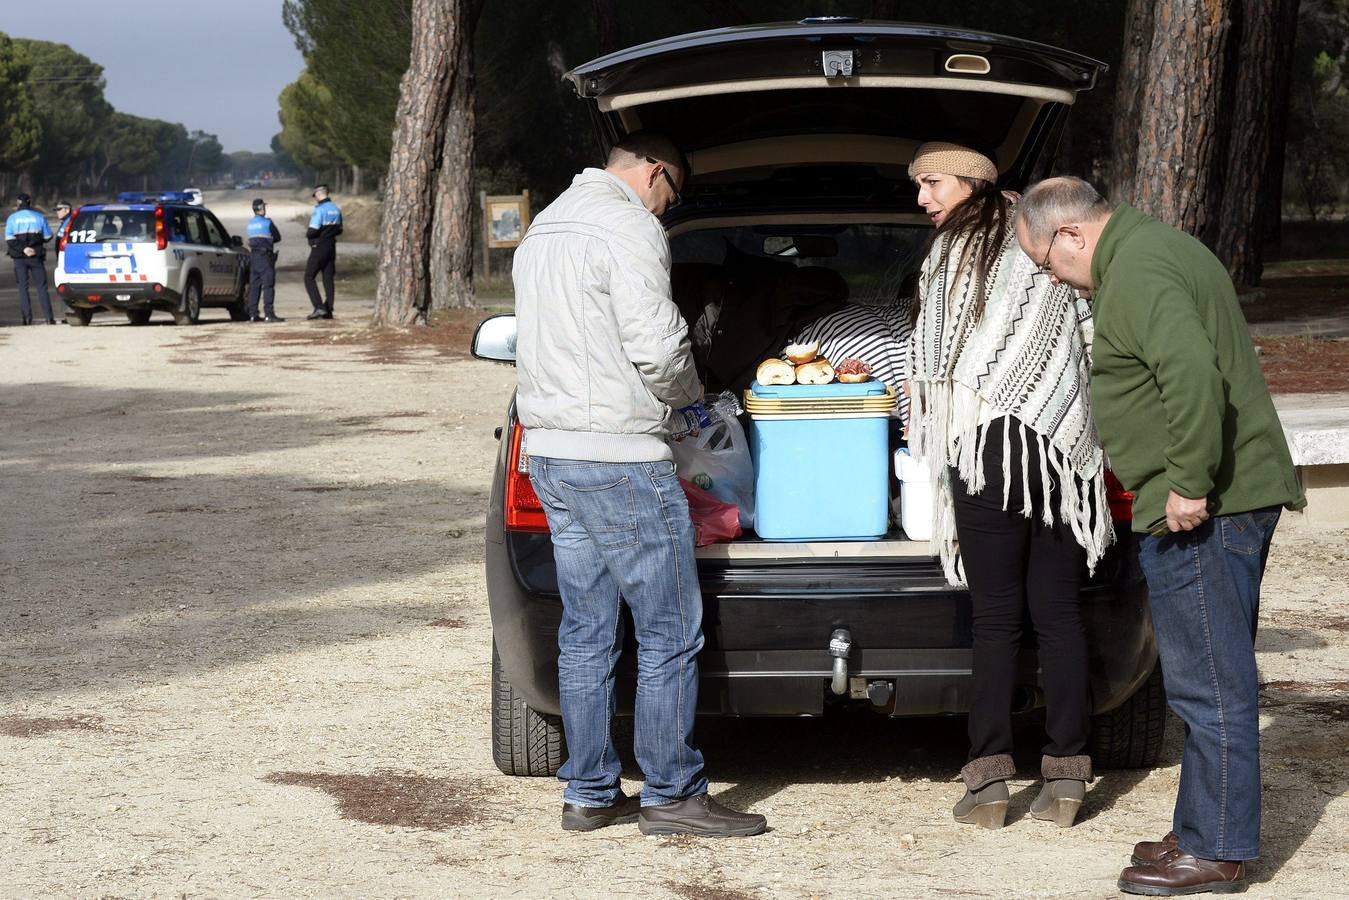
[1165,490,1210,532]
[22,247,36,257]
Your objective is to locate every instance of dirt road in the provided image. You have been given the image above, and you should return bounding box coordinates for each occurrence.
[1,295,1346,898]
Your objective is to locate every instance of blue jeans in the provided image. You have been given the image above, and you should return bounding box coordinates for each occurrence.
[1137,506,1281,861]
[529,456,708,808]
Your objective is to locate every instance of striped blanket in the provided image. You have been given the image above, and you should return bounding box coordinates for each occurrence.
[785,299,914,420]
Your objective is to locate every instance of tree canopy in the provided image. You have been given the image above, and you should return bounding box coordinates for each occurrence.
[282,0,413,173]
[0,33,41,173]
[0,32,264,197]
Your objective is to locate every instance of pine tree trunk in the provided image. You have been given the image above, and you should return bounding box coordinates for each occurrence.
[1108,0,1156,206]
[430,0,481,311]
[1119,0,1232,234]
[1211,0,1300,287]
[352,164,364,196]
[374,0,466,325]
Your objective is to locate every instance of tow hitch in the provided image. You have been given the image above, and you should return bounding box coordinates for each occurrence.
[828,628,851,695]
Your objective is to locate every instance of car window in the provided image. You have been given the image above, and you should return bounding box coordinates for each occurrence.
[671,223,930,304]
[201,211,230,247]
[174,209,207,245]
[66,209,157,244]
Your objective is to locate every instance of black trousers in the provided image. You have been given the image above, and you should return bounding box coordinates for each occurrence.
[951,416,1090,762]
[14,257,53,322]
[304,242,336,312]
[247,251,277,318]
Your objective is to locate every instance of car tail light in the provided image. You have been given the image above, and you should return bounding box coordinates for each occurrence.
[1104,470,1133,523]
[58,209,76,252]
[155,206,166,250]
[56,284,65,294]
[86,295,99,301]
[152,283,162,293]
[505,423,549,533]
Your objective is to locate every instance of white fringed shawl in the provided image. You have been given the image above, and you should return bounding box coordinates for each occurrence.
[906,222,1114,587]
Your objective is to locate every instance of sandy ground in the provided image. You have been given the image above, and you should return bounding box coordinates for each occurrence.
[1,276,1347,899]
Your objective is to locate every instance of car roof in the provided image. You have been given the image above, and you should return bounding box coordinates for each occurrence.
[77,204,203,212]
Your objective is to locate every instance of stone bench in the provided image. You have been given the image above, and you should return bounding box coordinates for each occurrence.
[1276,396,1349,526]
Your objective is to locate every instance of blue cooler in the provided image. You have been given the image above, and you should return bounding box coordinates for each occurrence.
[745,380,897,541]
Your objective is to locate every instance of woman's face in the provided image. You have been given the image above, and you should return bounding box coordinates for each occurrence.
[913,173,974,227]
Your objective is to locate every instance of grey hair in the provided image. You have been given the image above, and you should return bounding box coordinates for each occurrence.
[1016,176,1112,244]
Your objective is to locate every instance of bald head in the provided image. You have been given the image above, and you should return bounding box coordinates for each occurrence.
[1016,176,1111,247]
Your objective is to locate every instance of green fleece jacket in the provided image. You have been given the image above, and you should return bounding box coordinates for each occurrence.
[1088,204,1305,532]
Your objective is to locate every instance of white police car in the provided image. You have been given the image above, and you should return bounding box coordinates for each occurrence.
[55,192,249,325]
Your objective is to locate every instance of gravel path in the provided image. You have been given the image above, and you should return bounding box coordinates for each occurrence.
[1,296,1346,898]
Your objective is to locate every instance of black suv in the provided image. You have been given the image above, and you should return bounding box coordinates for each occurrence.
[473,19,1164,778]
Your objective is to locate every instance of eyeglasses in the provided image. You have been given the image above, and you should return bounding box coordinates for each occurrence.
[1037,229,1059,275]
[646,156,683,208]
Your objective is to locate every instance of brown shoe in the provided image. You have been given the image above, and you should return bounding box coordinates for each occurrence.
[1132,831,1180,866]
[1118,850,1247,895]
[561,791,640,832]
[638,793,767,837]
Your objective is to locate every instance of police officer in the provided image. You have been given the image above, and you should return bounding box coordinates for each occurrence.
[51,201,72,285]
[245,198,284,322]
[53,201,72,246]
[304,184,342,319]
[5,193,55,325]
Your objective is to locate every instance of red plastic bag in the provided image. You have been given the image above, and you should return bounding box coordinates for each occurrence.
[680,477,742,546]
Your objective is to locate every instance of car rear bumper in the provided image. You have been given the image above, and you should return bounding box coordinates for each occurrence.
[58,283,181,310]
[487,529,1156,719]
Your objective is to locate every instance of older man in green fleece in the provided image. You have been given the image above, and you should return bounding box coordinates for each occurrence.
[1014,176,1305,898]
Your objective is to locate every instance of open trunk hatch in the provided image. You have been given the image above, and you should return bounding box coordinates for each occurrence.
[566,19,1106,205]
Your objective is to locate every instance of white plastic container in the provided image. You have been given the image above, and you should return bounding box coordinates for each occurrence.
[893,449,934,541]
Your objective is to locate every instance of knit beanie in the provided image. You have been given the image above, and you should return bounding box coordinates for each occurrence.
[907,142,998,183]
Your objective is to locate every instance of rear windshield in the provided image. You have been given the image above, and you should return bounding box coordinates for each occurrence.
[66,209,156,244]
[672,222,930,303]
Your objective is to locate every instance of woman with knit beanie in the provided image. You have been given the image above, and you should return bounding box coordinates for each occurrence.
[905,142,1113,829]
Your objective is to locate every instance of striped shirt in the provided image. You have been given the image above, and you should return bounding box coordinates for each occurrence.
[785,299,914,419]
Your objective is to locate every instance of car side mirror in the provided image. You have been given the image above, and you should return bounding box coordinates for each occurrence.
[230,235,243,248]
[472,313,517,364]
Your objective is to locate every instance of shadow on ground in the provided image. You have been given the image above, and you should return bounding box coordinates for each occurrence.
[0,382,483,701]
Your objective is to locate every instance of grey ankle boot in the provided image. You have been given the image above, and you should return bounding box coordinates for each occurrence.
[953,754,1015,829]
[1029,754,1093,827]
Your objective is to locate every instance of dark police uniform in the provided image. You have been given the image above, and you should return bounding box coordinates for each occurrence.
[304,197,343,317]
[5,204,55,324]
[245,210,282,320]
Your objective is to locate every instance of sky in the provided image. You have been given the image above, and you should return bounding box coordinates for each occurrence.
[0,1,305,153]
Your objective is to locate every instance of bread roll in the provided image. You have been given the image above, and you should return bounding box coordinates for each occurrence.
[756,357,795,386]
[783,341,820,364]
[795,359,835,385]
[838,371,871,384]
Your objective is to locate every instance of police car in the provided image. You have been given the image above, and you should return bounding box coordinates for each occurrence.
[54,192,250,325]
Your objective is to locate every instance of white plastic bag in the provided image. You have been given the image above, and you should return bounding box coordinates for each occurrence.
[671,392,756,528]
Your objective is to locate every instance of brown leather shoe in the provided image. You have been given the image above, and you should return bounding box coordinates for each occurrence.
[561,792,640,832]
[1118,850,1247,895]
[1132,831,1180,866]
[638,793,767,837]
